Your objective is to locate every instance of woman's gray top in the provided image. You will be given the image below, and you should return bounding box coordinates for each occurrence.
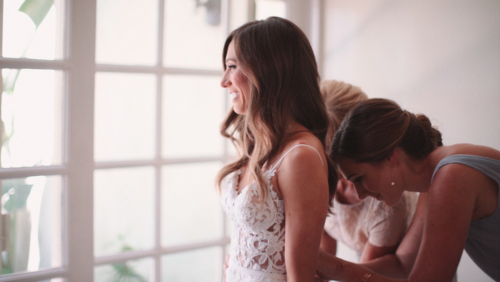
[431,154,500,281]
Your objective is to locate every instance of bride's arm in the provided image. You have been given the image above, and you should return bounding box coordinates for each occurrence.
[278,146,330,282]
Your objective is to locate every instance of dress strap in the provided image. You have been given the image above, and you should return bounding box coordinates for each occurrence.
[269,144,324,173]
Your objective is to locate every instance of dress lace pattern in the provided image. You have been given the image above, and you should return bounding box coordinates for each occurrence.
[221,169,287,282]
[220,144,324,282]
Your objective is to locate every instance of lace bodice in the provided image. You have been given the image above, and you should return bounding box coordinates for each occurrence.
[220,144,324,282]
[221,168,286,276]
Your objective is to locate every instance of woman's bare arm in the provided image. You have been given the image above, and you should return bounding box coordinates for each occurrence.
[403,164,478,281]
[279,146,330,282]
[359,193,426,277]
[360,243,399,264]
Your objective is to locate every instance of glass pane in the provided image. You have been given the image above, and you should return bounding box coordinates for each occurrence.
[162,247,221,282]
[2,0,65,59]
[94,167,155,256]
[1,69,63,168]
[164,0,225,69]
[96,0,158,65]
[255,0,286,20]
[1,176,62,274]
[95,73,156,161]
[95,257,152,282]
[162,162,223,246]
[162,75,225,158]
[230,0,251,31]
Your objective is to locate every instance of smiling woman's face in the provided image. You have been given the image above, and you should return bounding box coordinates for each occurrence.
[337,157,403,206]
[220,40,251,115]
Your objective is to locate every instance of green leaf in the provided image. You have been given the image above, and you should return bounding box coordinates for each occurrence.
[3,69,21,93]
[19,0,54,27]
[4,0,54,93]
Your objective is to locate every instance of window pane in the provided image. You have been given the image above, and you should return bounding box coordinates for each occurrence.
[96,0,158,65]
[94,167,155,256]
[230,0,251,31]
[164,0,225,69]
[255,0,286,20]
[162,247,221,282]
[95,257,152,282]
[162,162,222,246]
[162,75,225,158]
[1,69,63,168]
[2,0,65,59]
[95,73,156,161]
[1,176,62,274]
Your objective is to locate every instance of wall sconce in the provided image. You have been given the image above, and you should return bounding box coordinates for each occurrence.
[195,0,221,26]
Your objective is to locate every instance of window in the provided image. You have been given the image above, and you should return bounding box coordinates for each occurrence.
[1,0,66,280]
[254,0,286,20]
[0,0,297,280]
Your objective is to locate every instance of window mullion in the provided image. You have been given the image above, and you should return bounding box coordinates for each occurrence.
[0,0,3,56]
[66,0,97,281]
[155,1,165,281]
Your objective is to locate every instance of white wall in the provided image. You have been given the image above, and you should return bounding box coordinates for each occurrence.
[321,0,500,281]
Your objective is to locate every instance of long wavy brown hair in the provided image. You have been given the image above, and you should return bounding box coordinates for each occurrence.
[216,17,336,204]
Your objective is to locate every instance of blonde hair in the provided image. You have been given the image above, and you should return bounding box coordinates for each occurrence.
[320,80,368,147]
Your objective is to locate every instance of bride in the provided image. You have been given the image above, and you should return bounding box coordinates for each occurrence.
[216,17,336,282]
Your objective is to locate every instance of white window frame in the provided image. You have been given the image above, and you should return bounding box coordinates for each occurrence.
[0,0,323,280]
[0,0,96,280]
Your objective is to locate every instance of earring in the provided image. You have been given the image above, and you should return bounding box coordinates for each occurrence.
[391,168,395,186]
[391,181,395,186]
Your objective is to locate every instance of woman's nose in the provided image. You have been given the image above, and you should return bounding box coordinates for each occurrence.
[221,72,230,88]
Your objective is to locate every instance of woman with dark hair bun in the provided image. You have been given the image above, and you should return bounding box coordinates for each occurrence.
[317,98,500,281]
[319,81,417,266]
[216,17,336,282]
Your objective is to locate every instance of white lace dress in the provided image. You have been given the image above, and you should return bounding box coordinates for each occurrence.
[220,144,323,282]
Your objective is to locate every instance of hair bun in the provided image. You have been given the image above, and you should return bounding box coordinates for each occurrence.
[400,112,442,159]
[416,114,443,147]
